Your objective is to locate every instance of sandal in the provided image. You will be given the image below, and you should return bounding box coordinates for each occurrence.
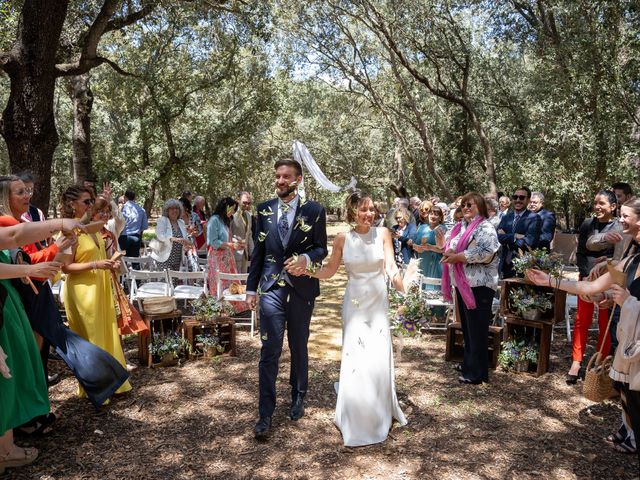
[606,424,628,444]
[613,435,637,454]
[15,412,57,437]
[0,446,38,474]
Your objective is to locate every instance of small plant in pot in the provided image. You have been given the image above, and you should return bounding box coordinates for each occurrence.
[149,333,189,366]
[498,338,539,372]
[190,293,234,321]
[195,333,225,358]
[509,286,553,321]
[512,247,564,277]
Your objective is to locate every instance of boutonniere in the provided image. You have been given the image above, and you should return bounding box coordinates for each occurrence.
[295,215,312,232]
[259,207,274,216]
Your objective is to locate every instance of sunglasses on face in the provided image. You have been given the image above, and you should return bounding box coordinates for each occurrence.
[83,198,95,205]
[512,195,527,201]
[462,202,475,209]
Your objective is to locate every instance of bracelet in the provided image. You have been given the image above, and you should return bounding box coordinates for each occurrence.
[92,261,97,270]
[548,276,552,288]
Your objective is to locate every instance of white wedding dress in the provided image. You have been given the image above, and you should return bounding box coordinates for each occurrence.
[335,227,407,447]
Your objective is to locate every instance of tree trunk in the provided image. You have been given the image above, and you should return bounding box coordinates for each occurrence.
[1,1,70,214]
[70,73,94,184]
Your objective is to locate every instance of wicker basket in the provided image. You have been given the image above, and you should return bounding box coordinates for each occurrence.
[583,352,614,402]
[142,296,176,314]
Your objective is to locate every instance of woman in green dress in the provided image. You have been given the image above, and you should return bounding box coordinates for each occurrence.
[0,218,84,474]
[411,204,446,289]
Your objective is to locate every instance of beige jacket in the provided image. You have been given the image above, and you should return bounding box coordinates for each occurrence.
[610,295,640,391]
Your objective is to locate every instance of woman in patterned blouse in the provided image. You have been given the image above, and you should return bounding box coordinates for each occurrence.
[441,192,500,385]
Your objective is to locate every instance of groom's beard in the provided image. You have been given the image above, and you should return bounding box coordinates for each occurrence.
[276,183,297,199]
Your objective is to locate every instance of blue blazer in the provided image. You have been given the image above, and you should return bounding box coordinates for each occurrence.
[393,222,417,265]
[497,209,541,277]
[247,198,328,300]
[536,208,556,250]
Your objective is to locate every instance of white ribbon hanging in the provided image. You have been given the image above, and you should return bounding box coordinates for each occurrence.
[292,141,357,200]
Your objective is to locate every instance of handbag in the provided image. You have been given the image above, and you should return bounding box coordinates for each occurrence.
[582,303,616,403]
[110,271,149,336]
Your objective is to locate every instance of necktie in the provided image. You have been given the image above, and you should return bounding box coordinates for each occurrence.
[513,213,521,231]
[278,203,290,243]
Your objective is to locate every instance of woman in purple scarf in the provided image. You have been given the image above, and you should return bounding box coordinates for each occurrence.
[441,193,500,384]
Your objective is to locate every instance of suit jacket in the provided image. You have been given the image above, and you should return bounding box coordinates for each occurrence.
[230,209,254,264]
[497,209,541,277]
[536,208,556,251]
[247,198,328,301]
[392,222,417,264]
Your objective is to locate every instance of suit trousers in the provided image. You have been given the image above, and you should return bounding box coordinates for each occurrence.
[456,286,495,383]
[258,285,314,418]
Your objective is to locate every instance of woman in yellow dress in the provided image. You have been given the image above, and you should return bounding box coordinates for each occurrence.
[60,186,132,398]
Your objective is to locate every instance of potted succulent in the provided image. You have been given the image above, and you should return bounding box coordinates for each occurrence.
[190,293,234,322]
[195,333,225,358]
[508,286,553,321]
[498,338,539,372]
[388,283,432,337]
[149,333,189,366]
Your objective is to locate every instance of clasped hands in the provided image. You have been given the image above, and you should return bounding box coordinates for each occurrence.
[440,249,466,264]
[284,255,308,277]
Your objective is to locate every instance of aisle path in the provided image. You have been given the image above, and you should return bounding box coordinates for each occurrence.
[308,223,349,361]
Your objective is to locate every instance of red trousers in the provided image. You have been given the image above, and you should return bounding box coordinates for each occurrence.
[572,296,611,362]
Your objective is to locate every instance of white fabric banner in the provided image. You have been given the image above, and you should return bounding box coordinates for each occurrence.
[292,141,357,199]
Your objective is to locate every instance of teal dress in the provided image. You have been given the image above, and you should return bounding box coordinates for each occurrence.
[412,224,444,290]
[0,250,50,434]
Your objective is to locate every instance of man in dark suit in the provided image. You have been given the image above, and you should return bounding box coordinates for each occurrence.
[528,191,556,250]
[497,186,542,278]
[246,159,328,440]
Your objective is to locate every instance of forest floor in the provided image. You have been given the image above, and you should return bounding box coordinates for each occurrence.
[5,224,639,480]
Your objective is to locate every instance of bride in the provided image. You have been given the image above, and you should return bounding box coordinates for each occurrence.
[303,191,407,447]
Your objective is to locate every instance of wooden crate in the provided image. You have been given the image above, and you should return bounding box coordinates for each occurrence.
[137,310,183,366]
[503,314,553,376]
[499,278,566,323]
[181,316,236,358]
[445,322,503,369]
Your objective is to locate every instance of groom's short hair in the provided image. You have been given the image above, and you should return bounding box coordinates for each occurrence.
[274,158,302,177]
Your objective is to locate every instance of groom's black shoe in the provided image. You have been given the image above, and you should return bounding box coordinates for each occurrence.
[254,417,271,440]
[289,395,305,421]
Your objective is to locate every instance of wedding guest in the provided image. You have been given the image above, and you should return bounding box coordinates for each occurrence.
[566,190,621,383]
[118,190,148,258]
[497,186,541,278]
[412,204,446,288]
[391,207,416,267]
[441,192,500,385]
[207,197,247,311]
[151,199,191,271]
[61,186,132,401]
[230,192,254,273]
[409,196,422,224]
[485,198,501,229]
[193,196,208,250]
[528,192,556,250]
[612,182,634,215]
[498,196,511,218]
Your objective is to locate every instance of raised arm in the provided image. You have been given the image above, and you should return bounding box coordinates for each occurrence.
[0,218,84,250]
[526,268,614,296]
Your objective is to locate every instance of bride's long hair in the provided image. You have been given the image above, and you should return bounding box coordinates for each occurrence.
[345,191,373,224]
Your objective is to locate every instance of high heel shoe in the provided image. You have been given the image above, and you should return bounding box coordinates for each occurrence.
[565,368,585,385]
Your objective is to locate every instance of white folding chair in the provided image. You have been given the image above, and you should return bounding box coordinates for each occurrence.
[167,270,207,301]
[217,272,256,337]
[419,275,455,330]
[123,255,157,271]
[129,270,172,310]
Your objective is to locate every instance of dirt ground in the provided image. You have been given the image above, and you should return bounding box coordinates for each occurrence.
[5,225,639,480]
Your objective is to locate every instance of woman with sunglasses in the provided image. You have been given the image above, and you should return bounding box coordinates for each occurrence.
[564,190,623,384]
[60,186,132,401]
[391,207,416,268]
[0,178,128,412]
[441,193,500,384]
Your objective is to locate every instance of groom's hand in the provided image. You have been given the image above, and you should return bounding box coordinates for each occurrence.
[246,293,257,310]
[284,255,308,276]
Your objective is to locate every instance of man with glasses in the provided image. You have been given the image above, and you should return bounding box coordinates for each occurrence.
[528,191,556,250]
[230,191,254,273]
[118,190,148,259]
[497,186,541,278]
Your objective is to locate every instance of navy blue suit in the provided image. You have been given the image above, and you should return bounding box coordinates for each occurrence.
[497,209,541,278]
[535,208,556,250]
[392,222,417,264]
[247,197,328,418]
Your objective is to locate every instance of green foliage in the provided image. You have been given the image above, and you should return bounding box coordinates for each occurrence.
[508,286,553,317]
[498,338,539,371]
[388,283,432,337]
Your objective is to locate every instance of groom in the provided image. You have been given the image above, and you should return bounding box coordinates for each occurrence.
[246,158,328,440]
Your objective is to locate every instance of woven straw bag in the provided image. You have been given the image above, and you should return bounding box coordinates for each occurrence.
[142,296,176,314]
[582,309,615,402]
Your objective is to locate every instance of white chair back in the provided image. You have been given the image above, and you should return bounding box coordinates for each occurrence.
[167,270,207,300]
[129,270,171,302]
[216,272,256,337]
